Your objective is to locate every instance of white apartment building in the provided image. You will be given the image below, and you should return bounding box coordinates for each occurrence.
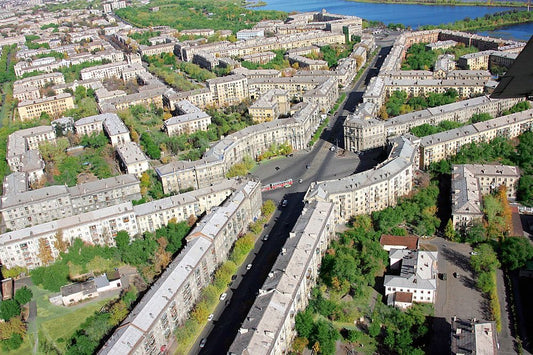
[99,181,261,355]
[164,111,211,136]
[419,109,533,168]
[228,201,335,355]
[115,142,150,177]
[0,202,138,269]
[305,136,417,224]
[451,164,520,230]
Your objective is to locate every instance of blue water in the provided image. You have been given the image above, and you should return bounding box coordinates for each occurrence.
[258,0,533,40]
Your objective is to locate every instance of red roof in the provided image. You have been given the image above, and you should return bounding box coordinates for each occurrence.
[380,234,419,250]
[395,291,413,303]
[510,206,524,237]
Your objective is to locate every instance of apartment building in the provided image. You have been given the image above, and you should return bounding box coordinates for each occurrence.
[98,181,261,355]
[74,112,130,146]
[138,42,176,57]
[17,94,75,121]
[248,76,330,100]
[164,111,212,136]
[248,89,290,123]
[302,77,339,113]
[133,179,243,233]
[0,175,141,230]
[384,250,438,308]
[6,126,55,173]
[79,61,144,81]
[228,201,335,355]
[419,109,533,168]
[305,136,417,224]
[157,102,320,194]
[287,54,328,70]
[451,164,520,230]
[115,142,150,177]
[344,96,522,153]
[241,51,276,64]
[236,29,264,40]
[206,74,249,107]
[0,202,138,269]
[13,72,65,101]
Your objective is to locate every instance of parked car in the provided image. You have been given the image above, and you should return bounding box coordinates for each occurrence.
[246,263,253,270]
[330,145,336,151]
[262,234,269,241]
[208,314,214,322]
[281,199,288,207]
[298,179,303,183]
[220,293,227,301]
[200,338,207,348]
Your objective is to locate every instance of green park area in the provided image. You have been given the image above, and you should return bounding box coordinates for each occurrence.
[115,0,287,33]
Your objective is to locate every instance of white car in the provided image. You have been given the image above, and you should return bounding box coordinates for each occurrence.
[330,145,336,151]
[262,234,269,241]
[246,263,253,270]
[220,292,227,301]
[208,313,214,322]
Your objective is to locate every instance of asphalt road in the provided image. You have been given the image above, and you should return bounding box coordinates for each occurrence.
[192,44,392,355]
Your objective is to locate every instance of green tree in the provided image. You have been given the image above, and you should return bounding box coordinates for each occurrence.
[309,319,339,355]
[295,310,314,338]
[444,219,457,241]
[14,287,32,305]
[499,237,533,270]
[471,243,500,273]
[261,200,276,216]
[0,300,20,321]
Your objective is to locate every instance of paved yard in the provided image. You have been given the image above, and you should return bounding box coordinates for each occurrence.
[421,237,486,354]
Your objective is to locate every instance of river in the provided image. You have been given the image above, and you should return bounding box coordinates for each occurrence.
[257,0,533,40]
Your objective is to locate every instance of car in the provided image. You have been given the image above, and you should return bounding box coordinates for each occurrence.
[281,199,288,207]
[246,263,252,270]
[470,251,478,256]
[262,234,269,241]
[220,293,227,301]
[208,313,214,322]
[199,338,206,348]
[330,146,336,151]
[305,164,310,169]
[298,178,303,183]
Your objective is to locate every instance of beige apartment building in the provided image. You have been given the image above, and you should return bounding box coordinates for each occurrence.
[0,175,141,230]
[17,94,75,121]
[206,74,249,107]
[248,89,290,123]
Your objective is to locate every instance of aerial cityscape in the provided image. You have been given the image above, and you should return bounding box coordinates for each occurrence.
[0,0,531,354]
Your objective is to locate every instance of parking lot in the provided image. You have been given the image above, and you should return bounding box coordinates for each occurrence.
[421,237,486,354]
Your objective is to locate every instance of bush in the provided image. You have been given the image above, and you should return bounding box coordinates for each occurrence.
[14,287,32,305]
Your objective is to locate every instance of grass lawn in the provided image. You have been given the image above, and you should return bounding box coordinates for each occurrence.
[25,284,116,353]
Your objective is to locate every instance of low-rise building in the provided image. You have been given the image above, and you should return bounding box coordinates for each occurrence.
[384,249,438,308]
[451,318,497,355]
[116,142,150,177]
[164,111,211,136]
[17,94,75,121]
[451,164,520,230]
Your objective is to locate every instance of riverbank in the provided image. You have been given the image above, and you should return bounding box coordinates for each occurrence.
[347,0,527,7]
[420,9,533,31]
